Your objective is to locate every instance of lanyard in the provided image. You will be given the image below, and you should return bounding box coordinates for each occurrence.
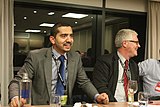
[52,53,66,89]
[119,59,131,82]
[119,59,130,72]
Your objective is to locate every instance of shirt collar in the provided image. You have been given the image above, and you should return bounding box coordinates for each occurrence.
[52,47,67,60]
[117,51,127,64]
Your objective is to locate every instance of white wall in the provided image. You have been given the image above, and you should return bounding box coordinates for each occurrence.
[41,0,147,12]
[41,0,102,7]
[150,0,160,1]
[107,0,147,12]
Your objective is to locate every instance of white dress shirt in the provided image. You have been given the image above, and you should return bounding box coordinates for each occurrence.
[114,51,129,102]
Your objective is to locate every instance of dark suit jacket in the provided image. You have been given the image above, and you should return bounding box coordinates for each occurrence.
[9,47,98,105]
[92,52,141,102]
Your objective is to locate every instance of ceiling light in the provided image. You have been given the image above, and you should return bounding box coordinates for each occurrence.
[24,16,27,20]
[75,22,78,24]
[62,13,88,19]
[48,12,54,16]
[33,10,37,14]
[39,23,54,27]
[25,29,41,33]
[43,31,47,33]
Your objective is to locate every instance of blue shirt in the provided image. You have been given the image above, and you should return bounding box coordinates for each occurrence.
[138,59,160,96]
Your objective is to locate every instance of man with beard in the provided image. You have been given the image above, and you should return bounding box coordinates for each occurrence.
[93,29,141,102]
[8,22,109,107]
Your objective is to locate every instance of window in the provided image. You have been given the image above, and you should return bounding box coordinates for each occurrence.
[14,1,146,69]
[14,1,102,67]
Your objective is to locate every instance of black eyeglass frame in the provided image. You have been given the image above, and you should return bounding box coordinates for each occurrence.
[125,40,139,45]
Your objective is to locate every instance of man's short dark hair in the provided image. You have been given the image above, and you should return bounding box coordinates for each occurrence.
[50,22,71,37]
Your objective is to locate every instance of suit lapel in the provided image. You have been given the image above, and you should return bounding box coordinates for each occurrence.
[66,52,75,97]
[42,50,77,99]
[129,61,136,80]
[113,53,119,93]
[113,53,119,79]
[44,48,52,95]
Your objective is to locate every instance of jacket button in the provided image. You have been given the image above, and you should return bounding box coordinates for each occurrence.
[47,101,49,105]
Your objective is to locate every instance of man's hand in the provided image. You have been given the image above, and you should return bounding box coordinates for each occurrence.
[10,96,26,107]
[96,93,109,104]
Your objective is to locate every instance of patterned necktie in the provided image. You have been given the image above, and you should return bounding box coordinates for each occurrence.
[56,55,65,95]
[123,60,129,100]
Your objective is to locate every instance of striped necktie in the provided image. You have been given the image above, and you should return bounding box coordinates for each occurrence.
[124,60,129,100]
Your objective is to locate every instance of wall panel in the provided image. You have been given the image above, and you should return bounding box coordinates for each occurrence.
[107,0,147,12]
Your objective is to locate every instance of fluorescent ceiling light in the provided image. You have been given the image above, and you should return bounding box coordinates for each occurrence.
[62,13,88,19]
[33,10,37,14]
[48,12,54,15]
[25,29,41,33]
[39,23,54,27]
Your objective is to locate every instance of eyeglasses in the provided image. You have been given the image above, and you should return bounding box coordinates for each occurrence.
[126,40,139,45]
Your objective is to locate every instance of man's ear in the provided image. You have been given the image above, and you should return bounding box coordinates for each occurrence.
[49,36,55,44]
[122,41,128,48]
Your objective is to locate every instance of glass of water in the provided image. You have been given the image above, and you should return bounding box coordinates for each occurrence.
[50,94,61,107]
[138,92,149,107]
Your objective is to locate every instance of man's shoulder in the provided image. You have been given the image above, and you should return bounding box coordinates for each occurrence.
[29,48,50,54]
[141,58,159,64]
[97,52,118,61]
[30,48,50,53]
[28,48,51,58]
[129,59,138,66]
[146,58,158,62]
[67,50,80,58]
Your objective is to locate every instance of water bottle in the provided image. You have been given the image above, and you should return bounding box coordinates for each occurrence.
[19,73,32,107]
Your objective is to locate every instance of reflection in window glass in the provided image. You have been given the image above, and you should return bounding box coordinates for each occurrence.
[104,15,129,54]
[14,3,95,67]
